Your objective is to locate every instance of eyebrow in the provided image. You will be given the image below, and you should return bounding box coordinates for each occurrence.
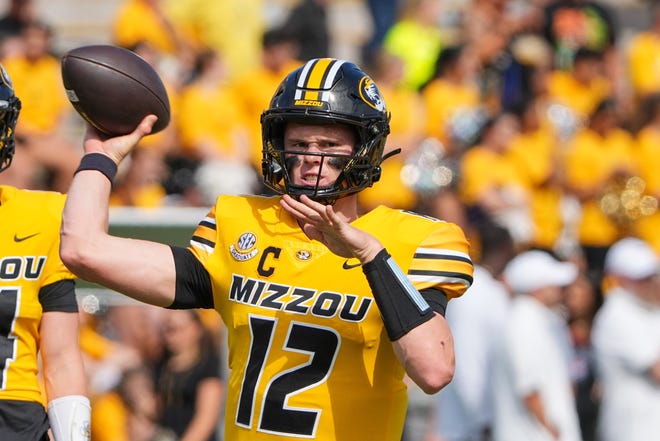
[285,135,338,142]
[284,137,348,146]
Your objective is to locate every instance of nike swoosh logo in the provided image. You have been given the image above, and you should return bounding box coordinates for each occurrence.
[342,260,361,270]
[14,233,40,242]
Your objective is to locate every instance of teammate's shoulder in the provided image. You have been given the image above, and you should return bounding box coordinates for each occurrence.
[1,185,65,208]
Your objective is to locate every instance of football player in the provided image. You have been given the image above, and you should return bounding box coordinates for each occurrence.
[0,65,90,440]
[60,58,474,441]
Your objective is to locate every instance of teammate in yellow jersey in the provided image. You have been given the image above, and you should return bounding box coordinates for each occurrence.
[0,65,90,440]
[60,58,474,441]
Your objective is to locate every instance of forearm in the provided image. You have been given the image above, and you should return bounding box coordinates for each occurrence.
[41,312,90,441]
[393,314,455,394]
[362,249,454,393]
[60,163,112,263]
[180,379,224,441]
[41,312,87,400]
[44,350,87,400]
[60,159,177,306]
[524,392,558,438]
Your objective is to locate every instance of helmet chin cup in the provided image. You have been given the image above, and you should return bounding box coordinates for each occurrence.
[261,58,390,203]
[371,166,382,184]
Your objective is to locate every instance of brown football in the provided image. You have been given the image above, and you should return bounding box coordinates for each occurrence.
[61,44,170,136]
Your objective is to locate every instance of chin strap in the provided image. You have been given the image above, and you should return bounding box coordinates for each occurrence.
[381,147,402,162]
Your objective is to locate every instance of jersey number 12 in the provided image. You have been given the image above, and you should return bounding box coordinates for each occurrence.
[236,315,340,437]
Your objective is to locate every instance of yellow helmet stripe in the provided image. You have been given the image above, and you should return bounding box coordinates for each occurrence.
[294,58,346,102]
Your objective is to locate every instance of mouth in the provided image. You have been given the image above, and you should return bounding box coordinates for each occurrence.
[299,172,326,187]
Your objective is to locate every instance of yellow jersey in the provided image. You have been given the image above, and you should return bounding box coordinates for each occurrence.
[188,195,473,441]
[547,70,611,122]
[176,81,250,158]
[507,127,564,250]
[0,186,76,403]
[626,31,660,98]
[421,78,481,145]
[113,0,186,55]
[562,127,636,245]
[231,60,304,168]
[2,55,69,134]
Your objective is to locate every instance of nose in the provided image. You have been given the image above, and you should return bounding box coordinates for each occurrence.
[300,144,323,163]
[303,143,323,153]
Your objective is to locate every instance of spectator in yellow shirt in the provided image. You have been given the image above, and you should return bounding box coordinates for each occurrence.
[176,49,258,203]
[562,98,636,294]
[421,44,484,155]
[165,0,265,80]
[113,0,197,59]
[359,50,425,212]
[1,21,80,192]
[547,47,611,126]
[458,112,532,247]
[232,27,302,170]
[507,98,565,252]
[631,93,660,253]
[626,5,660,101]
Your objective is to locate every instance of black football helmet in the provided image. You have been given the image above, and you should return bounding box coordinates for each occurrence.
[261,58,391,204]
[0,64,20,173]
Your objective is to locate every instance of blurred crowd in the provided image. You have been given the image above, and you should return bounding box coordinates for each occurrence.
[2,0,660,440]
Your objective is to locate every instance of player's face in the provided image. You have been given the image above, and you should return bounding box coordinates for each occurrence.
[283,122,355,189]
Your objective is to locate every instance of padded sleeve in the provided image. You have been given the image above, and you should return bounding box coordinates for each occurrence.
[39,279,78,313]
[168,246,214,309]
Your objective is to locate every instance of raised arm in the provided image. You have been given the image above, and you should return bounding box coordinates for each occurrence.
[60,116,176,307]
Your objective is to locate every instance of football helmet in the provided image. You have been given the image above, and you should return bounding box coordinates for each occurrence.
[0,64,20,173]
[261,58,391,204]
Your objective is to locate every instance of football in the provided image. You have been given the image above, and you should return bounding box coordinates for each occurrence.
[61,44,170,136]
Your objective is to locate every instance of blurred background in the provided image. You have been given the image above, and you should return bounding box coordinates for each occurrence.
[2,0,660,440]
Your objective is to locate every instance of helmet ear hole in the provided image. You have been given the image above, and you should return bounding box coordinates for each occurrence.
[270,161,282,175]
[264,159,282,180]
[262,154,284,183]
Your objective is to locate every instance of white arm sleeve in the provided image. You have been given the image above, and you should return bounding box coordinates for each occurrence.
[47,395,91,441]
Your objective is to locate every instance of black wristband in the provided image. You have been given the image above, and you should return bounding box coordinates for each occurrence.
[74,153,118,183]
[363,248,435,341]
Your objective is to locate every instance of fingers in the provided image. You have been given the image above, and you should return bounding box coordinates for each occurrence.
[136,114,158,136]
[84,115,155,142]
[281,195,339,228]
[120,115,156,148]
[281,194,320,221]
[82,115,157,162]
[280,194,306,221]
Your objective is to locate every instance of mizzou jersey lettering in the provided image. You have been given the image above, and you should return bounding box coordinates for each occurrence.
[0,186,75,403]
[189,195,473,441]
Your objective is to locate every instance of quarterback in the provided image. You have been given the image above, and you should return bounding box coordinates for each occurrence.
[60,58,474,440]
[0,65,90,440]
